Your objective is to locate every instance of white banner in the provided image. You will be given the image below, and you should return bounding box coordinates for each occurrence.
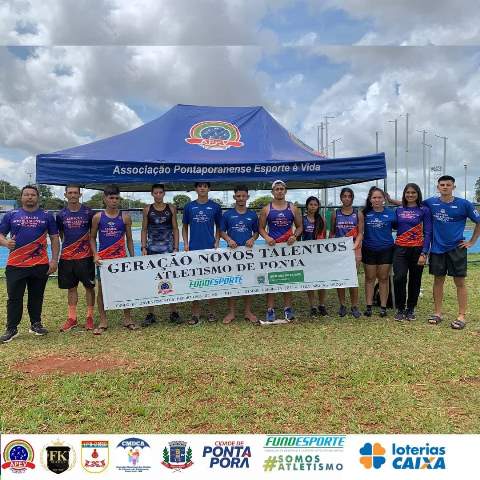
[99,237,358,310]
[1,434,479,479]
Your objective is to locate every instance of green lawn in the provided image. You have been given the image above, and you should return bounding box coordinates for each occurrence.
[1,266,480,434]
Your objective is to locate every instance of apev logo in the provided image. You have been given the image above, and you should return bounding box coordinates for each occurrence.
[391,443,446,470]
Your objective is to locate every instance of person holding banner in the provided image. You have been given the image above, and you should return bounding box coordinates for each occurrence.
[362,187,396,318]
[182,181,222,326]
[330,188,363,319]
[220,185,259,324]
[90,185,138,334]
[300,196,328,317]
[258,180,303,322]
[392,183,432,321]
[0,185,59,343]
[140,183,181,326]
[423,175,480,329]
[56,185,96,332]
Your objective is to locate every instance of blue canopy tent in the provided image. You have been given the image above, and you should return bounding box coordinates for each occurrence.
[36,104,386,191]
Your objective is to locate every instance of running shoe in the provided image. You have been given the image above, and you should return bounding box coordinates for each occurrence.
[85,316,94,330]
[169,311,182,324]
[394,310,405,321]
[379,307,388,318]
[284,307,295,321]
[0,328,18,343]
[405,309,416,321]
[266,308,276,322]
[29,323,48,335]
[310,306,319,316]
[318,305,328,316]
[60,318,78,332]
[338,305,348,317]
[141,313,157,327]
[351,306,362,319]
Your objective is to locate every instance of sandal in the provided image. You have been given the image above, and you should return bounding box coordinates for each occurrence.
[123,323,139,331]
[93,326,107,335]
[451,319,466,330]
[188,316,201,326]
[428,315,443,325]
[207,313,216,323]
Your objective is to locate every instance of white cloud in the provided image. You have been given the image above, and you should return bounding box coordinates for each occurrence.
[0,0,293,46]
[322,0,480,45]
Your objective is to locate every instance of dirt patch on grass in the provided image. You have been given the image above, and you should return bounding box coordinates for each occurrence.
[15,355,128,376]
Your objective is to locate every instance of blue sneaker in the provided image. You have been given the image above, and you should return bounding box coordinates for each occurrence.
[266,308,276,322]
[284,307,295,321]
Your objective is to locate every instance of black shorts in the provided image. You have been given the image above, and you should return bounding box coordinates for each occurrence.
[362,245,394,265]
[58,257,95,289]
[429,247,467,277]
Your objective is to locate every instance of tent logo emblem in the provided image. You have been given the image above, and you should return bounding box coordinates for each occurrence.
[186,121,244,150]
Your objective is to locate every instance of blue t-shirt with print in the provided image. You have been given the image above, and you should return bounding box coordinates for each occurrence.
[423,196,480,253]
[182,200,222,250]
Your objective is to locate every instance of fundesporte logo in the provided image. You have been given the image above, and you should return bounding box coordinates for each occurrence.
[359,442,386,469]
[185,121,244,150]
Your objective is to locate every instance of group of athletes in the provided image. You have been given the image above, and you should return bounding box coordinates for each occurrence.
[0,174,479,342]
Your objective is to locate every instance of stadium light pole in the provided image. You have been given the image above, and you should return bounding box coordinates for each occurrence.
[388,119,398,198]
[417,129,428,197]
[435,134,447,175]
[464,164,468,200]
[425,143,432,196]
[375,131,380,188]
[401,113,410,183]
[331,137,342,204]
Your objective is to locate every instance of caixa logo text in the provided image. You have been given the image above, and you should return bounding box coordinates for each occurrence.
[391,443,446,470]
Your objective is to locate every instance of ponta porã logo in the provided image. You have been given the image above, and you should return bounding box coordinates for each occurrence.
[185,121,244,150]
[202,440,251,469]
[2,439,36,473]
[391,443,446,470]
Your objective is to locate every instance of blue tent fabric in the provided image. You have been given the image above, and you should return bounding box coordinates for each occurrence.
[36,104,386,191]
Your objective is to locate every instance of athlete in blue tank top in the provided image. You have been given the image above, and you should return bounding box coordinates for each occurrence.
[90,185,137,334]
[259,180,303,323]
[329,187,364,318]
[141,184,180,326]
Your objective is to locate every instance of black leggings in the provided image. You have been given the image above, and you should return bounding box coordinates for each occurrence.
[5,265,49,330]
[392,246,424,311]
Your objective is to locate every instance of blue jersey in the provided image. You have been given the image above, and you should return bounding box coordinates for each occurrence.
[221,208,258,246]
[363,208,396,251]
[183,200,222,250]
[423,196,480,253]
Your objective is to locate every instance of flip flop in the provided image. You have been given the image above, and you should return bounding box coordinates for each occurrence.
[451,319,466,330]
[93,326,107,335]
[244,314,259,324]
[123,323,139,331]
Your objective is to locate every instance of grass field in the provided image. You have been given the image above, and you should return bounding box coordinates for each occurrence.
[1,266,480,434]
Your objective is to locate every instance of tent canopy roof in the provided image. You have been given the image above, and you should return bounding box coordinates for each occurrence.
[36,104,386,191]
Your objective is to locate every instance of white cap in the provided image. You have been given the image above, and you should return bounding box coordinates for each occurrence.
[271,179,286,189]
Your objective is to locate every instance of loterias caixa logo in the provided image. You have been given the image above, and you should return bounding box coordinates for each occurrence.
[2,439,36,474]
[359,441,446,470]
[185,121,244,150]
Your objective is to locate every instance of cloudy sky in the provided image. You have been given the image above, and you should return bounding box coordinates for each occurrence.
[1,0,479,204]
